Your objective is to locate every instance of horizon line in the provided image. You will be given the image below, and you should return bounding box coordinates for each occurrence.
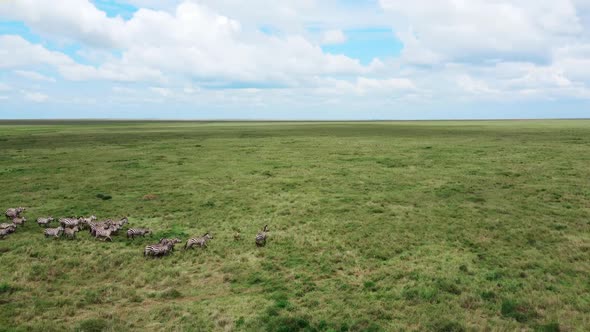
[0,117,589,123]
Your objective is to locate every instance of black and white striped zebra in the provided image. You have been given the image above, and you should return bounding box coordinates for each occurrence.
[88,221,111,236]
[144,242,174,257]
[0,223,14,229]
[80,215,97,223]
[94,227,114,241]
[78,215,97,230]
[59,217,81,228]
[44,227,64,238]
[12,217,26,226]
[127,228,151,239]
[185,233,213,249]
[113,217,128,228]
[159,238,182,251]
[0,225,15,239]
[255,225,268,247]
[37,217,54,227]
[64,226,80,239]
[112,217,128,234]
[5,207,25,221]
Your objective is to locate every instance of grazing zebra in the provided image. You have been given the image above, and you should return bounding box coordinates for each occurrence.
[59,217,81,228]
[255,225,269,247]
[37,217,54,227]
[94,227,114,242]
[144,242,174,257]
[12,217,26,226]
[127,228,151,239]
[44,227,64,238]
[185,233,213,249]
[0,225,15,239]
[5,207,25,221]
[0,223,14,229]
[64,226,80,239]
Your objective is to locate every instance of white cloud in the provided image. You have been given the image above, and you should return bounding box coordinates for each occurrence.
[322,29,346,44]
[456,75,498,95]
[310,76,416,96]
[0,83,11,91]
[14,70,56,82]
[0,35,163,82]
[2,0,590,114]
[150,87,172,97]
[22,91,49,102]
[0,0,125,48]
[0,2,372,86]
[356,77,415,93]
[0,35,73,69]
[379,0,583,64]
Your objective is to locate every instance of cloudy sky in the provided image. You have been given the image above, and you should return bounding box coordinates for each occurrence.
[1,0,590,119]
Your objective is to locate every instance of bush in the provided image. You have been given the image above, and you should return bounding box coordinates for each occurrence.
[96,193,112,200]
[501,299,536,323]
[81,289,103,305]
[75,318,110,332]
[429,320,465,332]
[159,288,182,299]
[0,283,15,294]
[535,322,560,332]
[142,194,158,200]
[480,291,496,301]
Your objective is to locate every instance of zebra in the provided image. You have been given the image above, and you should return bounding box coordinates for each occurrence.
[94,227,114,242]
[103,218,127,234]
[59,217,81,228]
[127,228,151,239]
[80,215,97,223]
[64,226,80,239]
[37,217,54,227]
[185,232,213,249]
[89,221,111,236]
[0,223,14,229]
[115,217,129,227]
[159,238,182,251]
[78,215,97,230]
[12,217,26,226]
[5,207,25,221]
[44,227,64,239]
[144,242,174,257]
[0,225,15,239]
[255,225,269,247]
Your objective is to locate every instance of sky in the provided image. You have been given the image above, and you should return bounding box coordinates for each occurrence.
[1,0,590,120]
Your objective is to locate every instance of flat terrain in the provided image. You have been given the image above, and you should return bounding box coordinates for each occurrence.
[0,120,589,331]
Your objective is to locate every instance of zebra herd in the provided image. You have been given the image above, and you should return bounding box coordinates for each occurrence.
[0,207,25,239]
[3,207,270,257]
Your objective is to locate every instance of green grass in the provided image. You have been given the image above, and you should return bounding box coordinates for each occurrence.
[0,120,589,331]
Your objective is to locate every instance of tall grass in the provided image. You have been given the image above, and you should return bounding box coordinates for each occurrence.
[0,120,589,331]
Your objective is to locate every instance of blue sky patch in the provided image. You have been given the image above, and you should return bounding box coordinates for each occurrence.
[259,25,280,36]
[321,28,403,64]
[0,21,41,43]
[92,0,138,20]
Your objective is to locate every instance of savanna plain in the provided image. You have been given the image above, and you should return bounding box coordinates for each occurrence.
[0,120,589,332]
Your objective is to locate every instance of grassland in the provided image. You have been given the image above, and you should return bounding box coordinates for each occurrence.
[0,120,589,331]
